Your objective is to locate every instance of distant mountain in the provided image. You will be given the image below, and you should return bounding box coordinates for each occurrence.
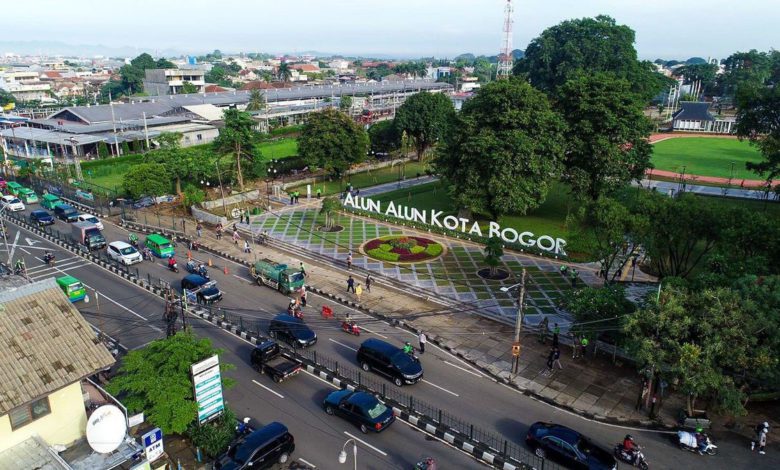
[0,40,186,59]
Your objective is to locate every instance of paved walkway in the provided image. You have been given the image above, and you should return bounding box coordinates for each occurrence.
[646,169,776,189]
[638,178,780,200]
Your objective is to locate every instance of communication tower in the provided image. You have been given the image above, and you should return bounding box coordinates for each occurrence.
[497,0,514,79]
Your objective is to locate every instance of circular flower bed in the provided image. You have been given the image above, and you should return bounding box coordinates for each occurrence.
[363,235,445,263]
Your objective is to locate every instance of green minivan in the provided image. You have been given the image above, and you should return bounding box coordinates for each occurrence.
[17,187,39,204]
[56,275,87,303]
[41,193,62,210]
[6,181,23,196]
[145,234,175,258]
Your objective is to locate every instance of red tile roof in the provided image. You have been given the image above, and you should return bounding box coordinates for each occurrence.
[41,71,63,79]
[292,64,319,73]
[205,84,228,92]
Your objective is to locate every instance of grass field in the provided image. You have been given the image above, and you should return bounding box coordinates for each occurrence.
[290,161,432,196]
[258,138,298,161]
[651,137,762,180]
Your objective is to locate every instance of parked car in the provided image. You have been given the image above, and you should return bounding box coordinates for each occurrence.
[1,195,25,212]
[213,421,295,470]
[29,209,55,226]
[53,203,79,222]
[181,274,223,304]
[107,241,143,265]
[250,340,302,383]
[525,422,617,470]
[357,338,423,387]
[268,314,317,348]
[132,196,155,209]
[77,213,104,231]
[323,389,395,434]
[17,187,39,204]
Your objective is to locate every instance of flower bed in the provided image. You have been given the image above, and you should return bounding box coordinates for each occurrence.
[363,235,445,263]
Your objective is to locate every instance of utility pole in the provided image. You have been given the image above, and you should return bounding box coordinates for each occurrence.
[142,111,150,150]
[511,268,527,374]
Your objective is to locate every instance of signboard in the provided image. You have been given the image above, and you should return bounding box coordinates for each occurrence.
[128,412,145,428]
[142,427,164,462]
[342,193,567,256]
[191,355,224,424]
[512,342,521,357]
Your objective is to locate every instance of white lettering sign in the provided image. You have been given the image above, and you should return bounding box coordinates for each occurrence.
[342,194,567,256]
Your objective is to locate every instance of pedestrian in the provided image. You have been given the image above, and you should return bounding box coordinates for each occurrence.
[552,323,560,348]
[418,331,427,354]
[751,422,769,454]
[196,222,203,238]
[552,347,563,370]
[233,229,240,245]
[365,273,372,292]
[300,286,307,307]
[300,262,307,278]
[316,187,322,199]
[289,193,294,205]
[538,317,549,344]
[355,283,363,302]
[347,275,355,293]
[216,223,223,240]
[580,336,589,357]
[243,240,251,253]
[245,212,251,225]
[346,251,353,270]
[295,191,300,204]
[572,333,581,359]
[545,348,555,371]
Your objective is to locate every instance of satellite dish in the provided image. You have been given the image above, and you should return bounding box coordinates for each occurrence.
[86,405,127,453]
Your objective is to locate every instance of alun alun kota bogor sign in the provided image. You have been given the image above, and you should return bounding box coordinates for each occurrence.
[342,193,567,256]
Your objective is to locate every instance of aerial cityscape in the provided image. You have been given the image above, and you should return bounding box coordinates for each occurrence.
[0,1,778,469]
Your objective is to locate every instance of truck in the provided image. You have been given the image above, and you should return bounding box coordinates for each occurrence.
[249,340,302,383]
[71,221,106,250]
[250,258,305,295]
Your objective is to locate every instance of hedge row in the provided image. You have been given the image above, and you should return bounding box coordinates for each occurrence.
[367,248,400,262]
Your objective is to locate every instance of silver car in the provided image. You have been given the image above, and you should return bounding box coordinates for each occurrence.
[107,241,142,265]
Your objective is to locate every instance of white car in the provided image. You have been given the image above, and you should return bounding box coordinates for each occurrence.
[106,241,142,265]
[1,195,25,212]
[77,214,104,231]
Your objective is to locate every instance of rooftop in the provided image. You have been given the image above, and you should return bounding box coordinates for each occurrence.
[0,126,106,146]
[672,101,715,122]
[0,278,115,415]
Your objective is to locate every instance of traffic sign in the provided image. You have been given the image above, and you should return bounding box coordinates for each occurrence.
[512,342,521,357]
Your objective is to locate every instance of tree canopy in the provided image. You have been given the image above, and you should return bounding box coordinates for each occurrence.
[100,53,176,99]
[367,120,401,154]
[435,78,566,219]
[735,84,780,182]
[213,109,257,190]
[299,108,369,176]
[123,163,171,198]
[394,91,455,160]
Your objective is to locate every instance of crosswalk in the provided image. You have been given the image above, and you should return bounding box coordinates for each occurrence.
[25,256,92,281]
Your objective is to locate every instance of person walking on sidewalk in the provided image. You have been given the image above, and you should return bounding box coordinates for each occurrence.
[316,187,321,199]
[233,229,240,245]
[572,333,582,359]
[538,317,549,344]
[545,348,555,372]
[300,262,307,278]
[243,240,251,254]
[418,332,427,354]
[365,273,372,292]
[196,222,203,238]
[355,284,363,302]
[346,252,353,270]
[216,223,223,240]
[552,347,563,370]
[347,275,355,293]
[751,422,770,454]
[552,323,560,348]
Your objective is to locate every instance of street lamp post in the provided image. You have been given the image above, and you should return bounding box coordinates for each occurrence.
[337,438,358,470]
[500,268,527,374]
[214,160,227,217]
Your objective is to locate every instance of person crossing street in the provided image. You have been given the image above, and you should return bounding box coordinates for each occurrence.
[418,332,427,354]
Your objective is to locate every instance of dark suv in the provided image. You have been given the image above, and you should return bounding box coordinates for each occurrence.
[213,421,294,470]
[181,274,223,304]
[357,338,423,387]
[526,422,616,470]
[269,314,317,348]
[54,203,79,222]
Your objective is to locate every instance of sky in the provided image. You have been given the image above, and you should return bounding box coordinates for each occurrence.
[3,0,779,60]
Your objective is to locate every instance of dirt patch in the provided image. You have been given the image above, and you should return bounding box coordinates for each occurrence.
[477,268,510,281]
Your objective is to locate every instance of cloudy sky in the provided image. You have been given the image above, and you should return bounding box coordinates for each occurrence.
[3,0,778,59]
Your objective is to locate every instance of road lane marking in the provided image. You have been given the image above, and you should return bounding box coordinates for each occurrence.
[27,259,86,273]
[8,231,19,262]
[394,418,490,468]
[329,338,357,351]
[444,361,484,378]
[30,263,93,280]
[252,379,285,399]
[359,326,388,339]
[343,431,388,456]
[232,274,252,284]
[422,379,459,397]
[297,458,316,468]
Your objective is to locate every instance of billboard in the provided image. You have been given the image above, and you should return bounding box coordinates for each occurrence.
[191,355,224,424]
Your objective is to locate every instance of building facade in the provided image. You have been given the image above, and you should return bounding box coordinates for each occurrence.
[143,68,206,95]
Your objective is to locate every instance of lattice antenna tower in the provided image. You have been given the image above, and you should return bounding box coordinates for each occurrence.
[497,0,514,79]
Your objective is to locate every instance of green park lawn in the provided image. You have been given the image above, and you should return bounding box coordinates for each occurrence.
[257,138,298,161]
[651,138,763,180]
[291,161,432,196]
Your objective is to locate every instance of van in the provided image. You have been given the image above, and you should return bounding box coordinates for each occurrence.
[6,181,23,196]
[41,193,63,210]
[56,275,87,302]
[145,233,175,258]
[54,203,79,222]
[17,187,39,204]
[356,338,423,387]
[213,422,295,470]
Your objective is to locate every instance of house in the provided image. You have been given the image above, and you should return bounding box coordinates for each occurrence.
[672,101,735,134]
[142,67,206,95]
[291,64,320,74]
[0,278,117,467]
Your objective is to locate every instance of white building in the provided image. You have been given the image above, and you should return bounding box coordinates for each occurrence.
[142,68,206,95]
[0,70,52,101]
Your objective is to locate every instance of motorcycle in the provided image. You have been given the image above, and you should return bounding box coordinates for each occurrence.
[128,234,139,247]
[236,417,252,435]
[168,261,179,273]
[614,444,649,469]
[43,253,56,266]
[677,431,717,455]
[142,248,154,261]
[186,260,210,279]
[287,304,303,319]
[414,457,437,470]
[341,321,361,336]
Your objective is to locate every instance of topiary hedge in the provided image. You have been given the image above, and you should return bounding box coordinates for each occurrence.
[367,248,401,261]
[424,243,443,257]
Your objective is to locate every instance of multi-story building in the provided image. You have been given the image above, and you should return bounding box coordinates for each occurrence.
[142,68,206,95]
[0,70,52,102]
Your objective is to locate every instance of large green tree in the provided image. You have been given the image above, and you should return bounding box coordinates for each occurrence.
[676,63,718,93]
[180,81,198,94]
[123,163,171,198]
[213,109,257,190]
[107,331,234,435]
[367,120,401,154]
[719,50,773,97]
[557,72,653,200]
[435,78,566,219]
[394,91,455,160]
[514,15,664,101]
[146,132,192,194]
[0,89,15,107]
[735,84,780,183]
[299,108,369,176]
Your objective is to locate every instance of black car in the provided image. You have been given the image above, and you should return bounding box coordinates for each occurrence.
[181,274,223,304]
[132,196,155,209]
[323,389,395,434]
[53,203,79,222]
[526,422,617,470]
[357,338,423,387]
[30,209,55,226]
[268,314,317,348]
[213,421,294,470]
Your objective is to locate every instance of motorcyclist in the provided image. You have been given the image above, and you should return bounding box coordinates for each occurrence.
[129,233,138,246]
[44,251,55,265]
[622,434,638,463]
[403,341,414,355]
[695,428,708,454]
[168,256,177,270]
[198,264,208,277]
[14,258,26,274]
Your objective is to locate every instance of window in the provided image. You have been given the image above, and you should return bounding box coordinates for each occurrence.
[10,397,51,429]
[196,134,203,141]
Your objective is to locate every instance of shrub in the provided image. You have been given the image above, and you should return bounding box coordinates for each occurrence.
[379,243,393,252]
[425,244,443,257]
[187,407,237,458]
[367,248,400,262]
[410,245,425,254]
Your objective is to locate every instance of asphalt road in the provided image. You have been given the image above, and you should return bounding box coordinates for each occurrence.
[4,206,778,470]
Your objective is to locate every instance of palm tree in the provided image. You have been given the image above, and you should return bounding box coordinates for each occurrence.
[246,89,266,111]
[278,63,292,82]
[319,196,341,229]
[213,109,256,190]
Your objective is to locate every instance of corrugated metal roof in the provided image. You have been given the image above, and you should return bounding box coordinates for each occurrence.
[47,101,176,124]
[0,278,115,414]
[182,104,225,121]
[0,127,105,146]
[672,101,715,122]
[30,116,190,134]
